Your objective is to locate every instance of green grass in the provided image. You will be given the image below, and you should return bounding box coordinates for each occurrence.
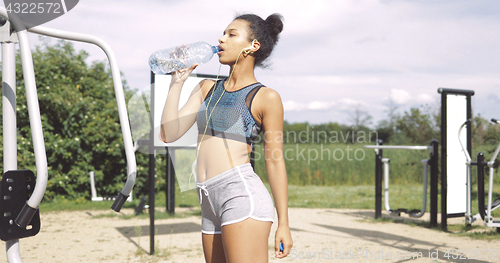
[252,143,435,186]
[39,191,200,214]
[288,185,374,209]
[40,183,499,219]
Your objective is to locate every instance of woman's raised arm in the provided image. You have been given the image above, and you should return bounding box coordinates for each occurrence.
[160,64,211,142]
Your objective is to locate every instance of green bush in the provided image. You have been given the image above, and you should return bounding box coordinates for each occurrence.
[0,39,159,200]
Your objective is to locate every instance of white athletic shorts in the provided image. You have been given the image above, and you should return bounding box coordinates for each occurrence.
[196,163,275,234]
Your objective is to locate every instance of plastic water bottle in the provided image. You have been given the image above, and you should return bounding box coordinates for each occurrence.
[149,41,219,74]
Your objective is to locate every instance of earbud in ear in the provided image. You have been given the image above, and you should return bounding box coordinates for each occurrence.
[243,39,258,54]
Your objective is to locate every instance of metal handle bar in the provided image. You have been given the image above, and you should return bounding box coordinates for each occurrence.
[412,159,429,218]
[486,118,500,227]
[380,157,429,218]
[458,119,471,163]
[26,25,137,211]
[364,145,432,150]
[382,158,390,212]
[487,166,496,224]
[488,118,500,166]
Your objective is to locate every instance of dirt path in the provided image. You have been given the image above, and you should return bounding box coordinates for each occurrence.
[1,207,499,262]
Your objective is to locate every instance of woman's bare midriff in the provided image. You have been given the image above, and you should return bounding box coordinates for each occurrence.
[196,134,253,183]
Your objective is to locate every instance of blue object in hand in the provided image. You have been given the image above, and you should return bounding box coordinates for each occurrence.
[279,242,284,252]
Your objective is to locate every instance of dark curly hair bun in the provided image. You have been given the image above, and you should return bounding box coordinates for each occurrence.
[234,13,284,68]
[265,13,284,42]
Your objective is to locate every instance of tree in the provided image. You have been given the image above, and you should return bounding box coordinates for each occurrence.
[395,105,440,145]
[0,39,151,200]
[376,99,399,144]
[349,106,373,129]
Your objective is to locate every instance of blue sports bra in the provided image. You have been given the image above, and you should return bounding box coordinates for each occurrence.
[196,79,264,146]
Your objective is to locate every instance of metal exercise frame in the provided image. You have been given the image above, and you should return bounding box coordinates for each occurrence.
[380,158,429,217]
[459,119,500,231]
[0,8,136,262]
[438,88,474,230]
[457,119,478,226]
[365,139,439,227]
[26,25,137,213]
[0,10,46,263]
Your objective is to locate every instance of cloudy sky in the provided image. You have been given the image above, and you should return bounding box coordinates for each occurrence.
[2,0,500,126]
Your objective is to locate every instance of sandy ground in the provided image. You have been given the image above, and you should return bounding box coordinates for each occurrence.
[1,207,499,263]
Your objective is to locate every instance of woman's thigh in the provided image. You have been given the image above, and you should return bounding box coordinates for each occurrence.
[221,218,272,263]
[202,233,226,263]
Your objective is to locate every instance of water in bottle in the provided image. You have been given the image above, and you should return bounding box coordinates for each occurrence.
[149,41,219,74]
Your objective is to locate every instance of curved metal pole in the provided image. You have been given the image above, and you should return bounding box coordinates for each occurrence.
[0,8,47,223]
[2,28,22,263]
[486,166,494,225]
[0,8,47,263]
[367,142,431,218]
[410,159,429,218]
[486,119,500,227]
[458,119,476,224]
[458,120,471,163]
[382,158,391,212]
[465,156,474,224]
[364,145,432,150]
[26,25,137,211]
[487,120,500,165]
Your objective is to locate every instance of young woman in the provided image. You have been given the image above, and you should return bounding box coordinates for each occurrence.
[160,13,292,262]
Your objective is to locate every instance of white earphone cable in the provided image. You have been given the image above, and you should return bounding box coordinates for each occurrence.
[188,46,251,190]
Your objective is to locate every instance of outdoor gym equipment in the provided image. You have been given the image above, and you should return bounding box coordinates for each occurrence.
[438,88,474,230]
[0,8,137,262]
[27,25,137,213]
[0,10,48,262]
[89,171,104,202]
[457,119,479,225]
[366,87,475,230]
[365,140,439,226]
[459,118,500,231]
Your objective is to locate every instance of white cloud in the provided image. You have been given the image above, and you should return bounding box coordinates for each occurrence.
[283,100,306,112]
[284,98,366,113]
[390,89,411,105]
[283,100,336,112]
[416,93,435,104]
[308,101,335,111]
[388,90,435,106]
[338,98,363,106]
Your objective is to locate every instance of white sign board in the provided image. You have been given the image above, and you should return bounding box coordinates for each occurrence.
[446,94,467,215]
[153,74,209,148]
[152,73,224,191]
